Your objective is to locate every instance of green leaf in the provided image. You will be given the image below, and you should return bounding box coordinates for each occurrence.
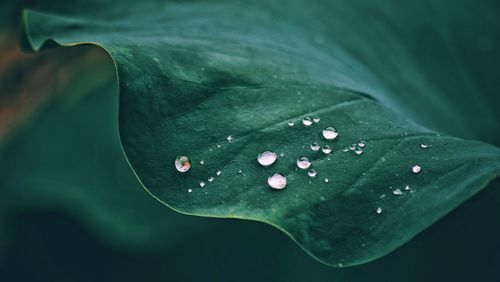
[19,0,500,266]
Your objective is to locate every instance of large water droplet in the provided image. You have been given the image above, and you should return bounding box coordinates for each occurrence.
[308,169,317,177]
[412,165,421,174]
[257,151,277,166]
[175,156,191,172]
[302,116,313,126]
[322,126,339,140]
[297,157,311,169]
[199,181,206,188]
[392,188,403,195]
[288,120,295,127]
[311,142,320,151]
[313,117,321,123]
[376,207,382,214]
[322,145,332,154]
[268,173,287,190]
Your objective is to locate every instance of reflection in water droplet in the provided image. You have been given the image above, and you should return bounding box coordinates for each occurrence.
[226,135,233,142]
[308,169,317,177]
[199,181,206,188]
[175,156,191,172]
[358,140,366,148]
[313,117,320,123]
[412,165,421,174]
[200,160,205,165]
[257,151,277,166]
[288,120,295,127]
[311,142,320,151]
[296,157,311,169]
[376,207,382,214]
[268,173,287,190]
[420,144,429,149]
[208,177,214,182]
[302,116,313,126]
[392,188,403,195]
[322,145,332,154]
[354,148,363,155]
[216,170,222,176]
[322,126,339,140]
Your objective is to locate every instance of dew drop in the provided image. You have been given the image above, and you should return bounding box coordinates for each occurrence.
[392,188,403,196]
[349,144,356,150]
[342,148,349,152]
[187,188,193,193]
[208,177,214,182]
[313,117,321,123]
[268,173,287,190]
[199,181,206,188]
[237,169,242,174]
[302,116,313,126]
[308,169,317,177]
[257,151,277,166]
[412,165,421,174]
[311,142,320,151]
[216,170,222,176]
[288,120,295,127]
[376,207,382,214]
[322,126,339,140]
[175,156,191,172]
[226,135,233,142]
[324,178,329,183]
[296,157,311,169]
[200,160,205,165]
[217,144,221,148]
[404,185,411,191]
[322,145,332,154]
[420,144,429,149]
[354,148,363,155]
[358,140,366,148]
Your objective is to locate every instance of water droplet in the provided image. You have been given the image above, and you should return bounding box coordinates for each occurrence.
[257,151,277,166]
[322,145,332,154]
[324,178,329,183]
[354,148,363,155]
[217,144,221,148]
[302,116,313,126]
[322,126,339,140]
[392,188,403,195]
[208,177,214,182]
[279,152,285,157]
[216,170,222,176]
[311,142,320,151]
[376,207,382,214]
[237,169,242,174]
[420,144,429,149]
[187,188,193,193]
[313,117,321,123]
[268,173,287,190]
[296,157,311,169]
[199,181,206,188]
[349,144,356,150]
[200,160,205,165]
[358,140,366,148]
[175,156,191,172]
[308,169,317,177]
[412,165,421,174]
[288,120,295,127]
[404,185,411,191]
[342,148,349,152]
[226,135,233,142]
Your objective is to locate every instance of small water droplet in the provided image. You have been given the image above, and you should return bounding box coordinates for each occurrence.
[358,140,366,148]
[187,188,193,193]
[302,116,313,126]
[175,156,191,172]
[237,169,242,174]
[342,148,349,152]
[376,207,382,214]
[208,177,215,182]
[200,160,205,165]
[412,165,421,174]
[313,117,320,123]
[279,152,285,157]
[392,188,403,195]
[324,178,329,183]
[297,157,311,169]
[420,144,429,149]
[322,145,332,154]
[349,144,356,150]
[209,148,213,152]
[226,135,233,142]
[404,185,411,191]
[257,151,277,166]
[199,181,206,188]
[267,173,287,190]
[308,169,317,177]
[217,144,221,148]
[216,170,222,176]
[354,148,363,155]
[288,120,295,127]
[311,142,320,151]
[322,126,339,140]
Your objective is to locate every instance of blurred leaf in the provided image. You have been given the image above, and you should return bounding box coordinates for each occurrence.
[17,0,500,266]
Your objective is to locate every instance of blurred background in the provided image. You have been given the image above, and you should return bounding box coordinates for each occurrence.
[1,1,500,281]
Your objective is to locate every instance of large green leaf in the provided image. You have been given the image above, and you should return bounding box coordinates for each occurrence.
[19,0,500,266]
